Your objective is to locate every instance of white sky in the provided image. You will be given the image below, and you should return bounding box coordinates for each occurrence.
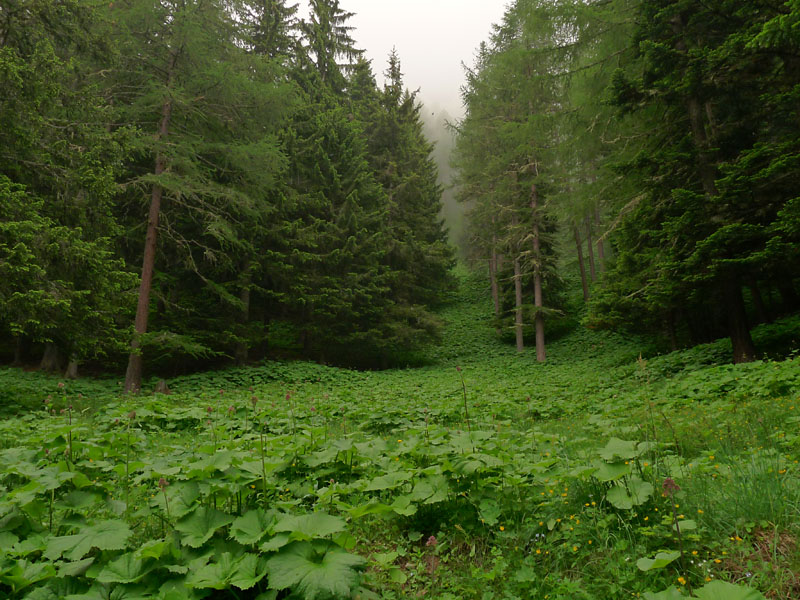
[297,1,511,119]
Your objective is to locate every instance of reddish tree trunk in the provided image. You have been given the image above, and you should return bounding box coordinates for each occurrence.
[124,50,178,394]
[725,278,756,364]
[531,185,545,362]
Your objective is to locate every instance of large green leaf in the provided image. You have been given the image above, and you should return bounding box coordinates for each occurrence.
[0,559,56,593]
[273,513,346,541]
[57,557,95,578]
[636,551,681,572]
[183,550,266,591]
[266,541,365,600]
[151,482,201,519]
[363,471,411,491]
[44,521,132,561]
[95,553,152,584]
[594,461,631,482]
[230,553,268,590]
[606,477,654,510]
[23,587,60,600]
[598,438,641,461]
[175,507,234,548]
[644,588,686,600]
[693,581,766,600]
[230,509,274,545]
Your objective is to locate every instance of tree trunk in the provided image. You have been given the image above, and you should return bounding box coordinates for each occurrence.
[490,217,501,334]
[124,49,179,394]
[595,207,605,273]
[64,356,79,380]
[513,253,524,353]
[585,217,597,282]
[666,310,678,352]
[573,227,589,302]
[489,251,501,334]
[531,184,545,362]
[724,278,756,364]
[235,268,252,366]
[671,15,720,198]
[40,343,61,373]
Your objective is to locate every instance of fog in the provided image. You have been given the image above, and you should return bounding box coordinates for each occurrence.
[296,1,509,250]
[296,1,509,120]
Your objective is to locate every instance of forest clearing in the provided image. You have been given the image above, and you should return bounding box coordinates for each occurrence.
[1,271,799,599]
[3,0,800,598]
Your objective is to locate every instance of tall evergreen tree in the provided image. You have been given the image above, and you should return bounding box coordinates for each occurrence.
[589,0,800,362]
[111,0,292,391]
[0,0,133,373]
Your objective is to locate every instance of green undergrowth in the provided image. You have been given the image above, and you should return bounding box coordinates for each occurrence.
[1,269,799,599]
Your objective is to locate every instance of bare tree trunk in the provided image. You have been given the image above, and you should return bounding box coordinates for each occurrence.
[666,310,678,352]
[490,219,501,334]
[513,253,524,353]
[725,278,756,364]
[235,266,252,366]
[124,49,179,394]
[585,217,597,282]
[573,227,589,302]
[531,185,545,362]
[64,356,79,380]
[40,343,61,373]
[594,207,605,272]
[489,251,501,334]
[672,17,720,199]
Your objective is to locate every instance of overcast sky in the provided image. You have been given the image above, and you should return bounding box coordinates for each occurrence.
[297,1,510,119]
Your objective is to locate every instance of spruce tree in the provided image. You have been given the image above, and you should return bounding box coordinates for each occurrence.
[111,0,291,390]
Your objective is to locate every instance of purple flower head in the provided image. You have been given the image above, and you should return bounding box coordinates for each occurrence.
[158,477,169,490]
[426,535,438,547]
[662,477,681,497]
[57,382,65,389]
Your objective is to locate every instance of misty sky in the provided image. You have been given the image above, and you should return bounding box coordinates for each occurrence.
[297,1,510,119]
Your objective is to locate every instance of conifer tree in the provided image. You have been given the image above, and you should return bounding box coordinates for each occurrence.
[0,0,133,373]
[112,0,291,391]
